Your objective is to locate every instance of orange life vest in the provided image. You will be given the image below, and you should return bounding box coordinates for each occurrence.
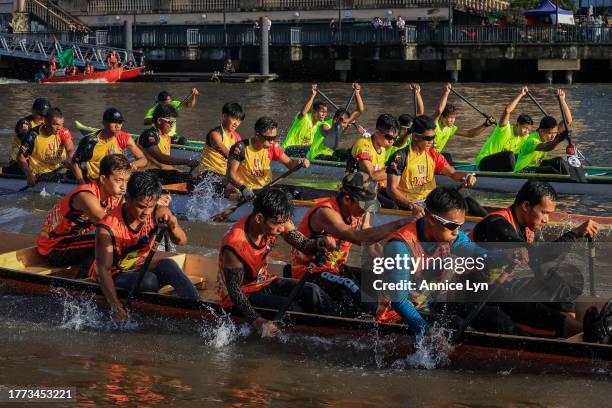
[290,197,361,279]
[216,215,278,307]
[89,203,158,279]
[37,181,119,256]
[468,207,535,243]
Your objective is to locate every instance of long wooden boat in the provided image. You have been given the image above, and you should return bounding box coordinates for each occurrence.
[119,66,145,81]
[38,67,124,84]
[0,231,610,375]
[1,173,610,232]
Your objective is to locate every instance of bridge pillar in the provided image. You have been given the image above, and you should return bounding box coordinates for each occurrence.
[538,59,580,84]
[124,20,133,51]
[565,71,574,85]
[335,59,351,82]
[13,0,26,13]
[446,59,461,83]
[259,17,269,76]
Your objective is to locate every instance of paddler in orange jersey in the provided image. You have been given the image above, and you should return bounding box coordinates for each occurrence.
[93,171,201,322]
[137,103,199,185]
[17,107,75,186]
[290,172,414,317]
[345,113,399,209]
[193,102,244,193]
[70,108,147,183]
[1,98,51,176]
[384,115,483,217]
[37,154,131,274]
[226,116,309,201]
[217,188,340,338]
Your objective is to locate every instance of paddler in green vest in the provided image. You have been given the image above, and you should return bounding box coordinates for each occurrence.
[514,90,573,174]
[307,83,365,161]
[144,88,199,144]
[432,83,495,160]
[385,84,425,161]
[281,84,332,152]
[476,86,533,172]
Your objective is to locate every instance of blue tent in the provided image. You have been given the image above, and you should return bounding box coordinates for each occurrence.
[524,0,575,24]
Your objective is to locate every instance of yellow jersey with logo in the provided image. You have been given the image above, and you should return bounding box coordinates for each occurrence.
[20,126,72,176]
[137,127,172,170]
[433,118,458,152]
[228,139,285,189]
[386,146,449,202]
[73,130,131,179]
[198,126,242,176]
[346,137,387,187]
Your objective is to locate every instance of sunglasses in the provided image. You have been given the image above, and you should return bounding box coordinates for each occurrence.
[414,133,436,142]
[262,135,277,142]
[429,211,464,231]
[383,133,397,142]
[159,118,177,125]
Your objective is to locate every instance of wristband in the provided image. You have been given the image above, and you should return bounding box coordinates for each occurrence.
[238,185,246,192]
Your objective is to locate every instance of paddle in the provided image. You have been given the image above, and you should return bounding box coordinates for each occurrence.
[526,90,549,116]
[450,88,496,125]
[316,89,370,137]
[588,237,596,296]
[123,224,166,310]
[556,92,588,183]
[210,163,304,222]
[413,87,418,117]
[274,263,315,322]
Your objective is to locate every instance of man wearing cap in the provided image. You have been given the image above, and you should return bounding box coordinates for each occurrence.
[476,86,533,172]
[383,115,478,216]
[143,88,198,144]
[2,98,51,175]
[290,172,413,317]
[70,108,147,183]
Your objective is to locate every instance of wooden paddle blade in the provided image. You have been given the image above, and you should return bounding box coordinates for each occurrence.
[210,205,238,222]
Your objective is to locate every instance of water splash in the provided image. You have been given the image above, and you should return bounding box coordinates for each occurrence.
[198,316,250,348]
[396,324,452,370]
[186,177,232,221]
[39,187,50,197]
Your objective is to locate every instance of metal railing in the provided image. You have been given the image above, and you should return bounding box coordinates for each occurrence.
[0,33,135,69]
[26,0,89,32]
[84,0,508,14]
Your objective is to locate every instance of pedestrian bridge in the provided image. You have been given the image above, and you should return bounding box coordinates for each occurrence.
[0,33,136,70]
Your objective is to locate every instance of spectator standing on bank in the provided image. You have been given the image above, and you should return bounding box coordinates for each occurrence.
[330,18,337,42]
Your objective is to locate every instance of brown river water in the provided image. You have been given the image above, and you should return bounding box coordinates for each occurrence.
[0,80,611,406]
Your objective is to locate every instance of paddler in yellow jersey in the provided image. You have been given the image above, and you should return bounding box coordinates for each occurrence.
[384,115,477,217]
[143,88,198,144]
[281,84,330,150]
[2,98,50,175]
[306,83,365,160]
[227,116,309,201]
[346,114,399,209]
[194,102,244,192]
[138,103,199,185]
[476,86,533,172]
[17,107,75,186]
[70,108,147,183]
[432,83,495,159]
[385,83,425,161]
[514,90,573,174]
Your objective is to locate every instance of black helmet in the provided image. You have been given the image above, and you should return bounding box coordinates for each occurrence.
[103,108,124,123]
[32,98,51,116]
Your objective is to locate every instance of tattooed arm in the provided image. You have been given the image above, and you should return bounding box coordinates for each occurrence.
[282,229,335,255]
[222,248,259,323]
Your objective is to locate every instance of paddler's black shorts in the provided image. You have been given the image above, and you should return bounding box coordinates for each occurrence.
[498,302,566,338]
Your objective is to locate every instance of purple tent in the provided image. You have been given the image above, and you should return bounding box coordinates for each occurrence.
[524,0,575,24]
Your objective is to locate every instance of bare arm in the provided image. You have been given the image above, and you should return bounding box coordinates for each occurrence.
[300,84,318,118]
[433,83,452,121]
[556,90,572,133]
[223,249,259,323]
[95,227,123,311]
[310,207,411,245]
[347,83,364,123]
[386,173,418,210]
[535,138,563,152]
[411,83,425,116]
[69,161,86,184]
[226,157,243,188]
[500,86,528,126]
[358,159,386,182]
[144,145,197,168]
[126,138,148,170]
[209,130,231,158]
[63,139,75,162]
[186,88,198,108]
[71,191,108,222]
[277,153,308,170]
[456,122,490,138]
[440,164,476,187]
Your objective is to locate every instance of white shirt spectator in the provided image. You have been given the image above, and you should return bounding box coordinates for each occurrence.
[396,16,406,29]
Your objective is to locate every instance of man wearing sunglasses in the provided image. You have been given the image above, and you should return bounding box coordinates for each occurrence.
[384,115,477,218]
[471,180,602,340]
[71,108,147,183]
[290,172,413,317]
[227,116,309,201]
[432,83,495,155]
[138,103,199,185]
[379,187,525,336]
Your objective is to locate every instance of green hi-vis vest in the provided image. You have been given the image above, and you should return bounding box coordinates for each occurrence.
[476,124,528,165]
[514,131,548,173]
[433,118,458,153]
[282,113,320,148]
[306,119,337,160]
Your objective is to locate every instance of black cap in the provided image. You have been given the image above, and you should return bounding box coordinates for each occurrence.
[103,108,124,123]
[32,98,51,116]
[517,113,533,125]
[341,172,380,213]
[539,116,557,130]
